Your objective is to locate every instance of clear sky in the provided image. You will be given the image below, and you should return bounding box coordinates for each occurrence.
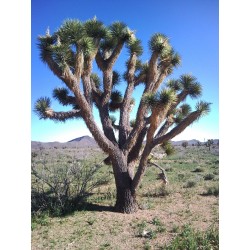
[31,0,219,142]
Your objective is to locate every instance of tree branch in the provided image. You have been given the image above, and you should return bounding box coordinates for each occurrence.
[148,161,168,185]
[43,108,82,122]
[106,41,125,69]
[153,111,201,146]
[119,53,137,146]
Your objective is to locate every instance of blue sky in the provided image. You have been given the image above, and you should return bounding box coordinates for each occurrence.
[31,0,219,142]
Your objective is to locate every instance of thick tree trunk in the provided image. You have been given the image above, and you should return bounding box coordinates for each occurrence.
[111,150,139,213]
[115,184,138,213]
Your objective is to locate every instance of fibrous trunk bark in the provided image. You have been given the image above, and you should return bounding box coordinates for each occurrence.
[111,151,138,213]
[115,184,138,213]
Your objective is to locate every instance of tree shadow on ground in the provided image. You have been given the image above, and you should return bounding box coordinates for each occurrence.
[31,190,115,218]
[82,202,115,212]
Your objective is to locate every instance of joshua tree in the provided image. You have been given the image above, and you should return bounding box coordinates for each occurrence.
[34,18,211,213]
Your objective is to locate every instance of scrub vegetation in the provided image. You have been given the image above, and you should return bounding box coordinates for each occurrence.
[32,142,219,249]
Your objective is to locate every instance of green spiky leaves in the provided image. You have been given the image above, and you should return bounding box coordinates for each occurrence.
[37,35,55,63]
[159,89,177,105]
[90,73,101,88]
[56,19,85,45]
[34,97,51,119]
[179,74,202,98]
[109,90,123,112]
[55,19,95,55]
[78,37,95,56]
[109,22,134,42]
[142,89,177,110]
[170,51,181,68]
[149,33,171,55]
[52,87,76,106]
[195,101,211,117]
[167,79,182,91]
[174,104,192,124]
[112,71,121,86]
[126,39,143,56]
[50,43,73,69]
[179,104,192,116]
[84,18,107,39]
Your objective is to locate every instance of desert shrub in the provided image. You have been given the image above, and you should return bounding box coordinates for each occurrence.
[213,170,219,175]
[184,180,197,188]
[161,141,175,156]
[192,166,204,173]
[165,166,173,172]
[203,185,219,196]
[160,224,219,249]
[31,158,111,216]
[204,173,215,180]
[177,173,185,181]
[144,184,171,197]
[31,152,38,158]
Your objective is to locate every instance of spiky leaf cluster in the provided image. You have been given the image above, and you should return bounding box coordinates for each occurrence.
[109,22,133,42]
[90,73,101,88]
[37,35,55,63]
[169,51,181,68]
[112,71,121,86]
[142,89,176,110]
[195,101,211,117]
[56,19,85,45]
[126,39,143,56]
[78,37,95,56]
[179,74,202,98]
[50,44,73,69]
[179,104,192,116]
[52,87,75,106]
[84,18,107,39]
[149,33,171,55]
[167,79,182,91]
[174,104,192,124]
[109,90,123,112]
[34,97,51,119]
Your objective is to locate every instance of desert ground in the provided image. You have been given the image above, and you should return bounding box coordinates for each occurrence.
[31,138,219,249]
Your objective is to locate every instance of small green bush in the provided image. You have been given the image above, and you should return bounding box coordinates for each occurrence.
[31,157,111,216]
[184,180,197,188]
[152,217,163,226]
[144,184,171,197]
[192,167,204,173]
[203,185,219,196]
[204,173,215,180]
[160,225,219,250]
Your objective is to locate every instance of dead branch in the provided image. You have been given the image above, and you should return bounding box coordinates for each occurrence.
[148,161,169,185]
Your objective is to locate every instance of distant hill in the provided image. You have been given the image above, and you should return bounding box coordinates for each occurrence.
[171,139,200,146]
[32,136,218,149]
[31,135,97,149]
[171,139,219,146]
[67,135,97,147]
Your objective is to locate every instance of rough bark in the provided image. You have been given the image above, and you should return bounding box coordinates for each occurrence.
[115,183,138,213]
[111,150,138,213]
